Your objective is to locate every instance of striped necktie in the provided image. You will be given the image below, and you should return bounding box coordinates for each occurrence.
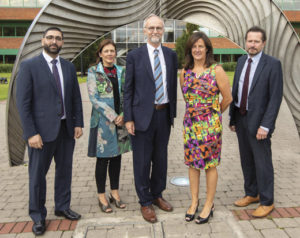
[154,49,164,104]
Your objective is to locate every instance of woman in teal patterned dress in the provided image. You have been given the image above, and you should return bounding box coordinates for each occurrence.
[87,39,131,213]
[180,32,232,224]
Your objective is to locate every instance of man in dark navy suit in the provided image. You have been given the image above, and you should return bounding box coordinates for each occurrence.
[229,26,283,218]
[124,14,178,223]
[16,27,83,235]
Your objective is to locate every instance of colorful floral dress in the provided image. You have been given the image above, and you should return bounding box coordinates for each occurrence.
[182,64,222,170]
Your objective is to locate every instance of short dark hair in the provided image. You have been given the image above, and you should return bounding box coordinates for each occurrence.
[43,27,64,39]
[245,26,266,42]
[184,31,215,70]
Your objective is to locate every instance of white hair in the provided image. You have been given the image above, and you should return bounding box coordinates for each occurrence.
[143,14,165,28]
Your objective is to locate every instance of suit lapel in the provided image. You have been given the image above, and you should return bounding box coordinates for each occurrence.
[142,45,155,81]
[39,54,58,94]
[162,46,170,91]
[60,58,68,98]
[249,53,267,94]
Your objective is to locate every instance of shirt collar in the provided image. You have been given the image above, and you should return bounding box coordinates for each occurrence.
[43,50,60,64]
[147,43,162,53]
[248,51,262,64]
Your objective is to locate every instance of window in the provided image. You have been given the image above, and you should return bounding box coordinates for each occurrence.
[16,26,27,36]
[3,26,15,36]
[5,55,16,64]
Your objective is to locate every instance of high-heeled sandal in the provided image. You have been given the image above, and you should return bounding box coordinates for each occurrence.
[98,199,113,213]
[109,193,126,209]
[195,203,214,224]
[185,200,199,222]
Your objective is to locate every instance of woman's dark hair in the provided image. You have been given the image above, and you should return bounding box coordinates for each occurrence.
[184,31,215,70]
[91,39,116,66]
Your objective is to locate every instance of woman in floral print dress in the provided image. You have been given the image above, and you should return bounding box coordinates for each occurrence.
[87,39,131,213]
[180,32,232,224]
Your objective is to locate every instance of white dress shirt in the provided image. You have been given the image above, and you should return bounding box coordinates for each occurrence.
[42,50,66,119]
[147,43,169,104]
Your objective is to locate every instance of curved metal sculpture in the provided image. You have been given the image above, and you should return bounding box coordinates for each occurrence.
[6,0,300,165]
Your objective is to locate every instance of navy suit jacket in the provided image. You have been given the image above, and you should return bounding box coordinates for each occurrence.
[16,53,83,142]
[229,52,283,137]
[123,45,178,131]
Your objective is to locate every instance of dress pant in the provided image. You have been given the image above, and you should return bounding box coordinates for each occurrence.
[235,110,274,206]
[28,120,75,222]
[131,106,171,206]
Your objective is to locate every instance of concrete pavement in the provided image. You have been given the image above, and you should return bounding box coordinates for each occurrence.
[0,82,299,238]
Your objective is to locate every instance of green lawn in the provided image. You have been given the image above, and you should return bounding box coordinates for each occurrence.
[226,71,234,86]
[0,73,10,101]
[0,72,234,101]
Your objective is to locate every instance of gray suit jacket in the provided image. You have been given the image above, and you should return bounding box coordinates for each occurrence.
[229,52,283,137]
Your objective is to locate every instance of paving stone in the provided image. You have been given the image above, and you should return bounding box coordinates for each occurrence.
[243,230,263,238]
[285,227,300,238]
[260,228,289,238]
[237,220,255,231]
[15,233,35,238]
[273,218,299,228]
[210,222,232,233]
[60,231,73,238]
[0,234,17,238]
[86,229,107,238]
[40,231,63,238]
[250,219,277,230]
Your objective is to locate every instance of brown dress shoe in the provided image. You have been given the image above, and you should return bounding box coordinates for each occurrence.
[234,196,259,207]
[141,205,157,223]
[153,197,173,212]
[252,204,274,218]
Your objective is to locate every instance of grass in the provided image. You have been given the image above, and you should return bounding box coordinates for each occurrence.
[0,71,234,101]
[0,73,11,101]
[226,71,234,86]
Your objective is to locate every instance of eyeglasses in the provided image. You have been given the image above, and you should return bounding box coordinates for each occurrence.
[146,26,163,32]
[45,35,63,41]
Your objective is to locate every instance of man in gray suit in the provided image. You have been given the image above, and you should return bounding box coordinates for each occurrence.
[229,26,283,218]
[16,27,83,235]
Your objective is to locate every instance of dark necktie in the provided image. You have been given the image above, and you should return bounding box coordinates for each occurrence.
[154,49,164,104]
[51,59,64,117]
[239,58,253,115]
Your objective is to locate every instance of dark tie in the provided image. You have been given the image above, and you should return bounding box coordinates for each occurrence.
[154,49,164,104]
[239,58,253,115]
[51,59,64,117]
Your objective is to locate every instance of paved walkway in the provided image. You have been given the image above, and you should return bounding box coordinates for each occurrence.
[0,82,300,238]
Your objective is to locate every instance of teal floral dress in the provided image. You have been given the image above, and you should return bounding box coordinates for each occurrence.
[87,63,131,158]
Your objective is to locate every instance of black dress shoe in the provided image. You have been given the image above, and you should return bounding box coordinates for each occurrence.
[55,209,81,220]
[32,220,45,236]
[195,204,214,224]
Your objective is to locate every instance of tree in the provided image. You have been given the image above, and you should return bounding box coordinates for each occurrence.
[175,23,199,68]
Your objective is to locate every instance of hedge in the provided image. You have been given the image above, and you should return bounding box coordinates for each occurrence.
[221,62,237,71]
[0,64,13,73]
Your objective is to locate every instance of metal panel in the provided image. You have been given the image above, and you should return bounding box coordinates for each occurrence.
[6,0,300,165]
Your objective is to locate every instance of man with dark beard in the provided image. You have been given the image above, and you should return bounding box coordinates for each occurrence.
[16,27,83,236]
[229,26,283,218]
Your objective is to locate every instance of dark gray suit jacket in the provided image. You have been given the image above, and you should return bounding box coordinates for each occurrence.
[16,53,83,142]
[123,45,178,131]
[229,52,283,137]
